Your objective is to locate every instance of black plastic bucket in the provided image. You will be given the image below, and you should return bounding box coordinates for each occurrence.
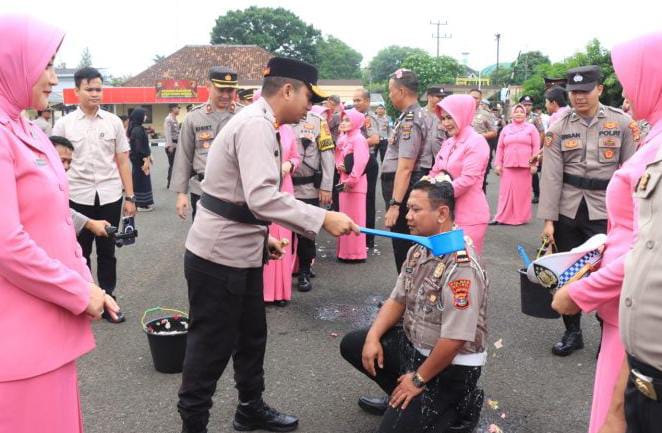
[519,268,560,319]
[142,308,189,373]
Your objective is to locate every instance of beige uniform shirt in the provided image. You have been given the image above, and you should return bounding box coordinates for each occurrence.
[538,105,638,221]
[34,117,52,136]
[424,109,447,161]
[620,141,662,370]
[527,112,545,134]
[163,114,180,150]
[390,240,488,360]
[471,109,496,136]
[53,107,130,206]
[361,111,380,153]
[375,114,391,139]
[382,104,431,173]
[292,111,335,200]
[185,98,327,269]
[170,103,234,196]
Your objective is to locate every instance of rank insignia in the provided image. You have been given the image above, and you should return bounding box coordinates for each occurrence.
[428,293,438,303]
[455,250,470,263]
[603,149,615,160]
[404,112,415,121]
[448,279,471,310]
[629,121,641,142]
[433,262,445,279]
[637,173,651,192]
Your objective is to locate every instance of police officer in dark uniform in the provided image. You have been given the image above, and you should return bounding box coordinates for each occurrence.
[539,65,638,356]
[176,57,358,433]
[382,69,432,273]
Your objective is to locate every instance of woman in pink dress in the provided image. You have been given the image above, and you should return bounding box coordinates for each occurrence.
[429,95,490,255]
[0,15,118,433]
[492,104,540,225]
[263,124,301,306]
[551,33,662,433]
[335,108,368,261]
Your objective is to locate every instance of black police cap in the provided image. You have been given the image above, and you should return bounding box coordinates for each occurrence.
[544,77,567,90]
[209,67,238,88]
[237,88,255,101]
[263,57,328,103]
[566,65,601,92]
[519,95,534,104]
[427,84,449,97]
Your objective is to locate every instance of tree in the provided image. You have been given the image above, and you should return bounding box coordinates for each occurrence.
[511,51,550,84]
[316,36,362,79]
[401,53,464,95]
[78,47,92,68]
[368,46,428,83]
[490,65,514,87]
[210,6,321,64]
[153,54,166,64]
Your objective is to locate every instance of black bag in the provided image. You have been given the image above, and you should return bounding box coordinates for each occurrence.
[343,152,378,176]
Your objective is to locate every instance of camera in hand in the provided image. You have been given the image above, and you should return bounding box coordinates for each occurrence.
[105,216,138,247]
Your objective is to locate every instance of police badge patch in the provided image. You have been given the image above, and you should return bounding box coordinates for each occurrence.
[544,132,554,147]
[448,279,471,310]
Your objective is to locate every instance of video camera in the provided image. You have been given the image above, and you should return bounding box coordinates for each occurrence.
[105,216,138,248]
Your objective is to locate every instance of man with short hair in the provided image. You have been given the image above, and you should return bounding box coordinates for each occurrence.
[53,66,134,324]
[374,104,391,162]
[545,86,570,128]
[353,88,381,249]
[164,104,180,189]
[34,108,52,135]
[382,69,432,273]
[171,67,238,220]
[469,89,497,192]
[176,57,358,433]
[424,85,451,161]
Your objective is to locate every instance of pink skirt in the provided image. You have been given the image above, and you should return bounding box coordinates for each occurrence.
[459,223,487,256]
[587,322,626,433]
[0,361,83,433]
[494,167,532,225]
[337,191,367,260]
[263,223,294,302]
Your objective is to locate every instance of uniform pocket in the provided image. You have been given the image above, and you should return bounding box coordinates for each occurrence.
[561,139,583,163]
[421,279,443,322]
[598,137,621,164]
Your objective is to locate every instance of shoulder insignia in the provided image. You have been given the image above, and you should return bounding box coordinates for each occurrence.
[629,121,641,142]
[448,279,471,310]
[318,120,334,151]
[404,111,415,122]
[433,262,446,280]
[455,250,470,264]
[636,172,651,192]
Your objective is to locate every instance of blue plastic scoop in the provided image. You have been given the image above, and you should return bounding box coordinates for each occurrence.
[360,227,466,256]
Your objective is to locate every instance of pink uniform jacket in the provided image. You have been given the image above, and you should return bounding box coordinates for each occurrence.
[336,109,369,194]
[495,121,540,168]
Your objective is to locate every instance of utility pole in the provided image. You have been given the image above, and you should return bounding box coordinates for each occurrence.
[495,33,501,77]
[430,20,451,58]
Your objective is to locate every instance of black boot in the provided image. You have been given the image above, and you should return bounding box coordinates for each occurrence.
[358,395,388,416]
[552,330,584,356]
[297,272,312,292]
[448,388,484,433]
[233,398,299,432]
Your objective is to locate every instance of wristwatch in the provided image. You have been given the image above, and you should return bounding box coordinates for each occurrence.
[124,195,136,203]
[388,198,402,208]
[412,372,426,389]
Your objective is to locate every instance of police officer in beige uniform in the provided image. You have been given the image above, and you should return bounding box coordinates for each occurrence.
[539,65,637,356]
[341,176,487,432]
[383,69,432,273]
[424,85,451,161]
[292,109,335,292]
[171,67,238,220]
[520,95,545,202]
[164,103,180,189]
[469,89,498,192]
[353,88,381,249]
[374,104,391,162]
[617,140,662,432]
[176,57,358,433]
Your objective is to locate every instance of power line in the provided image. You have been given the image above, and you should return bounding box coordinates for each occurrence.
[430,20,452,58]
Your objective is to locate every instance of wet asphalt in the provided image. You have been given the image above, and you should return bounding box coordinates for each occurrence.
[79,149,599,433]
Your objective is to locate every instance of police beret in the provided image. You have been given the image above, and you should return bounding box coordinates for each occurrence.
[263,57,328,103]
[566,65,601,92]
[209,67,238,88]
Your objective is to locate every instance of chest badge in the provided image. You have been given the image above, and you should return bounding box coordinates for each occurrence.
[637,173,651,192]
[433,262,446,279]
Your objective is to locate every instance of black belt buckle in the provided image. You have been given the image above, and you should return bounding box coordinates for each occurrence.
[632,369,659,400]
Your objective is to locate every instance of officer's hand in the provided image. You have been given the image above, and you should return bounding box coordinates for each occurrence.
[319,190,332,207]
[495,166,502,176]
[267,236,289,260]
[323,211,359,237]
[390,373,424,410]
[85,219,112,237]
[384,206,400,229]
[123,200,136,217]
[542,220,555,244]
[530,165,537,175]
[85,283,106,320]
[361,337,384,377]
[176,193,190,220]
[551,285,581,315]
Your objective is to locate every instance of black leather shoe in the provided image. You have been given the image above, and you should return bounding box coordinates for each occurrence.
[532,196,539,204]
[274,300,289,307]
[297,273,312,292]
[552,330,584,356]
[488,220,501,226]
[233,399,298,432]
[448,388,484,433]
[102,295,126,323]
[309,269,316,278]
[358,395,388,416]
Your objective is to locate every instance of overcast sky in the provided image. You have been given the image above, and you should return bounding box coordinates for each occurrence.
[5,1,660,78]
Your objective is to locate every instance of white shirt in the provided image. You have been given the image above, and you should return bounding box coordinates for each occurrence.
[33,117,52,135]
[53,107,130,205]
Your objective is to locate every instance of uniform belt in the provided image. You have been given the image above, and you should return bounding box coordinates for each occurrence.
[628,354,662,401]
[292,175,316,186]
[381,170,426,182]
[563,173,610,191]
[199,193,269,226]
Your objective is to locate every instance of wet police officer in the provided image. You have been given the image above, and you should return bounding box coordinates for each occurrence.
[538,65,638,357]
[382,68,432,273]
[171,67,238,220]
[341,175,487,433]
[292,107,335,292]
[176,57,358,433]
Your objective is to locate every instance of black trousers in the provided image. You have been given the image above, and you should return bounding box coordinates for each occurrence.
[340,327,481,433]
[191,193,200,221]
[70,194,123,295]
[178,251,267,433]
[296,197,319,272]
[532,172,540,199]
[625,355,662,433]
[331,170,341,212]
[381,172,424,274]
[483,136,498,193]
[554,199,608,332]
[366,152,379,247]
[166,147,176,188]
[378,139,388,163]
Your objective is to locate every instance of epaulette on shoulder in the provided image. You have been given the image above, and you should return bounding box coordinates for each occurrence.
[454,249,470,264]
[606,105,628,117]
[308,111,323,122]
[404,111,415,122]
